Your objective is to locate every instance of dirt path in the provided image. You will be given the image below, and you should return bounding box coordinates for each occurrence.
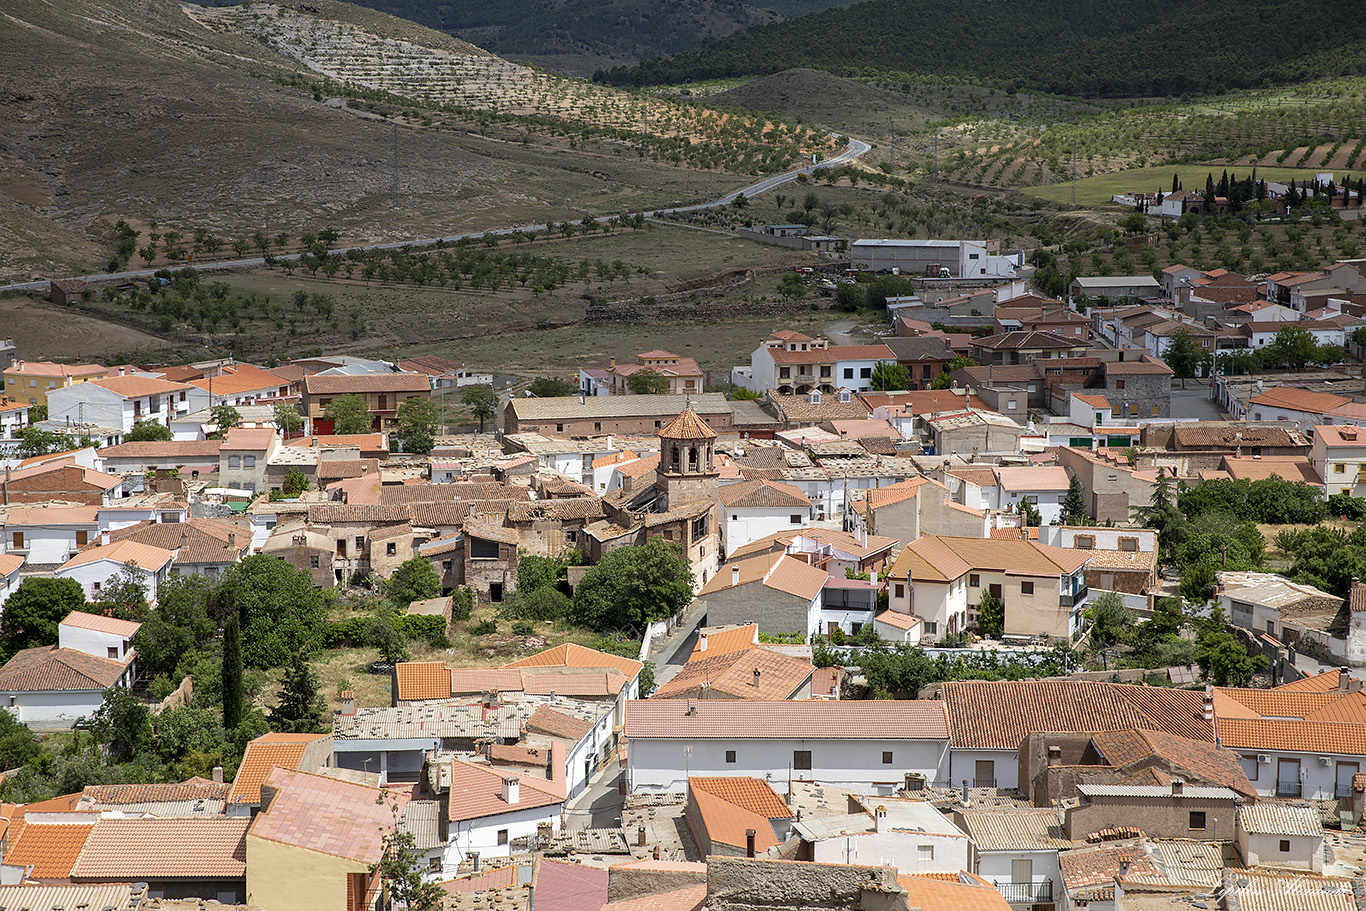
[0,297,168,360]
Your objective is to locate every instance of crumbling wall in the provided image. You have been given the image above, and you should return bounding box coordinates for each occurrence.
[706,856,909,911]
[608,864,708,903]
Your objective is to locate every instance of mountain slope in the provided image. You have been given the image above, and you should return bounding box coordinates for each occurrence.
[598,0,1366,97]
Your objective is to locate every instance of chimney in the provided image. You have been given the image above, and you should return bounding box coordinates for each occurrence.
[1047,745,1062,768]
[1172,780,1184,796]
[1202,687,1213,722]
[752,669,761,687]
[471,852,481,873]
[340,690,356,716]
[652,846,660,860]
[686,700,697,716]
[100,530,110,546]
[874,805,888,833]
[731,565,740,586]
[212,765,224,784]
[502,777,520,805]
[228,532,236,548]
[745,829,757,858]
[699,633,708,653]
[638,825,647,847]
[1340,667,1352,692]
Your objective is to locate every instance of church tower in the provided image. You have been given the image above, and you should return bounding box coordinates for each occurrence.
[656,407,718,508]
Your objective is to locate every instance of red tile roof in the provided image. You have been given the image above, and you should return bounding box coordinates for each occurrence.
[59,611,141,638]
[531,858,609,911]
[303,373,431,394]
[895,874,1012,911]
[658,408,718,441]
[941,680,1214,750]
[445,759,564,823]
[718,479,811,509]
[626,699,948,740]
[690,777,792,819]
[601,885,706,911]
[70,818,248,880]
[248,767,393,863]
[690,624,759,659]
[1216,717,1366,755]
[504,643,642,679]
[229,733,330,805]
[59,539,175,572]
[394,661,452,701]
[0,646,131,692]
[653,647,812,701]
[4,823,94,878]
[526,705,596,741]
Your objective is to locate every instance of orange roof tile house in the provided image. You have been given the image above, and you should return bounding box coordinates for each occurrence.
[0,610,140,730]
[685,777,793,858]
[47,375,196,435]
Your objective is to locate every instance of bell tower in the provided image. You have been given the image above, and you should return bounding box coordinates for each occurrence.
[656,407,718,508]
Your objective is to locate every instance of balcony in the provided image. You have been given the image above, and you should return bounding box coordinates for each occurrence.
[995,880,1053,904]
[1060,584,1088,608]
[1276,781,1302,798]
[1337,782,1353,799]
[972,777,997,788]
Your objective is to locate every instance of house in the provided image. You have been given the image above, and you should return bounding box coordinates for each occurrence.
[718,479,813,555]
[0,460,124,506]
[1216,571,1351,662]
[187,363,297,408]
[2,506,101,564]
[96,439,224,473]
[947,466,1070,524]
[1313,424,1366,496]
[419,522,519,600]
[849,476,987,544]
[748,335,897,395]
[924,409,1025,456]
[227,731,334,815]
[939,680,1214,791]
[504,642,644,732]
[969,331,1089,366]
[994,297,1091,341]
[724,528,898,578]
[1057,839,1223,911]
[685,777,794,858]
[652,645,814,701]
[245,767,391,911]
[47,375,196,435]
[436,757,565,871]
[1220,870,1357,911]
[1236,804,1323,873]
[1069,275,1162,302]
[884,534,1090,642]
[504,393,735,437]
[69,818,249,903]
[3,821,95,881]
[693,553,828,638]
[849,239,1017,279]
[605,351,704,396]
[954,808,1077,907]
[0,553,20,608]
[3,359,106,408]
[1241,318,1347,350]
[793,795,969,874]
[882,336,956,389]
[0,611,140,728]
[1064,782,1240,841]
[397,354,491,390]
[300,372,431,434]
[104,517,249,581]
[55,539,175,605]
[218,427,279,494]
[625,699,951,794]
[0,396,31,452]
[261,520,337,586]
[1053,447,1158,524]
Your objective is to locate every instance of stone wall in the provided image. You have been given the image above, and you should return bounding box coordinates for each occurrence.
[706,857,908,911]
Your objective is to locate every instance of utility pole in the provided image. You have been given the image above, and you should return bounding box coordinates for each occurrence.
[392,123,399,209]
[888,120,894,174]
[642,107,649,157]
[1071,142,1077,204]
[933,135,939,186]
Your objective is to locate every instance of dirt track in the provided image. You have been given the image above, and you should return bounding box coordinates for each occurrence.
[0,297,168,361]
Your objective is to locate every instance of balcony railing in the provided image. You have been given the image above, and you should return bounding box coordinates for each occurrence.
[1336,782,1353,799]
[1060,585,1089,608]
[972,777,997,788]
[1276,781,1302,797]
[995,880,1053,904]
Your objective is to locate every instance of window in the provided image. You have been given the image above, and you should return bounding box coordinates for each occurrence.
[595,422,602,432]
[820,367,831,378]
[11,532,22,549]
[442,560,453,572]
[1111,405,1121,418]
[969,574,980,587]
[733,514,739,521]
[663,529,673,541]
[75,529,89,547]
[1021,581,1034,595]
[228,455,241,468]
[923,621,937,636]
[310,556,320,569]
[790,514,803,524]
[725,750,736,764]
[882,751,893,765]
[497,829,509,846]
[386,542,397,556]
[1115,378,1126,389]
[470,538,499,559]
[1189,811,1207,830]
[1129,403,1138,416]
[917,845,934,862]
[1336,464,1346,474]
[355,536,365,549]
[108,647,119,659]
[793,750,812,771]
[429,857,442,872]
[244,455,256,468]
[1118,537,1138,552]
[1151,405,1160,416]
[1240,755,1259,781]
[1007,400,1017,410]
[1075,535,1095,549]
[859,368,872,379]
[894,583,905,599]
[1279,839,1291,853]
[843,368,854,379]
[93,581,101,592]
[556,423,564,432]
[780,367,791,379]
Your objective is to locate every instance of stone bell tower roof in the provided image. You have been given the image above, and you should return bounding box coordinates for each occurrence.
[658,407,717,441]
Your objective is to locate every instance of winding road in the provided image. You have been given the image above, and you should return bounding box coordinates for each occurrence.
[0,137,871,294]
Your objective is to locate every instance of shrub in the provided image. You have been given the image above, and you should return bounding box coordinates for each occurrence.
[469,620,498,636]
[511,621,535,636]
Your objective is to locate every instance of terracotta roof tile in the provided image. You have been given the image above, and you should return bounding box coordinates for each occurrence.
[82,778,229,806]
[59,611,141,638]
[718,479,811,509]
[1088,728,1257,799]
[875,609,921,631]
[531,858,609,911]
[653,647,812,700]
[4,823,94,878]
[228,733,329,805]
[689,782,784,853]
[58,539,176,573]
[626,699,948,740]
[504,643,642,679]
[394,661,453,701]
[658,408,718,440]
[70,818,248,880]
[601,885,706,911]
[249,767,393,863]
[1217,717,1366,755]
[0,646,131,692]
[88,376,194,398]
[941,680,1214,750]
[690,624,758,659]
[526,705,595,741]
[303,373,430,394]
[1276,670,1358,692]
[895,874,1012,911]
[691,777,792,819]
[445,759,563,823]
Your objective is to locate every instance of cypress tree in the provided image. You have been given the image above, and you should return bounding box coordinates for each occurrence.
[221,612,244,731]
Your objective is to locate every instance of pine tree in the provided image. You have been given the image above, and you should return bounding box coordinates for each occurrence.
[1061,474,1090,525]
[268,653,325,733]
[1172,173,1180,194]
[221,612,244,731]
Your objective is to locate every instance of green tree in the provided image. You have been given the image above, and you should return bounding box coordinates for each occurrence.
[1196,630,1264,686]
[528,377,577,397]
[209,404,242,438]
[1060,474,1090,525]
[1262,326,1319,369]
[626,368,671,395]
[216,555,326,669]
[1017,498,1042,527]
[133,575,216,679]
[1085,591,1133,652]
[570,539,694,632]
[929,355,979,389]
[282,466,310,497]
[268,655,326,733]
[125,420,172,442]
[221,611,244,731]
[324,394,373,435]
[273,403,303,436]
[834,282,864,311]
[0,709,39,770]
[1161,327,1202,377]
[367,608,411,665]
[976,590,1004,638]
[387,557,442,606]
[869,360,911,391]
[461,385,497,433]
[89,686,152,762]
[371,800,443,911]
[394,397,439,455]
[777,272,807,300]
[0,577,85,660]
[17,428,74,458]
[94,561,151,621]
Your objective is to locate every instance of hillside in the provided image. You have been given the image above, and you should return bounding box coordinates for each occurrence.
[0,0,804,282]
[598,0,1366,97]
[340,0,860,76]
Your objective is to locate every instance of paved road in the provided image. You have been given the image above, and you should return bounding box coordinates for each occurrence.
[0,138,871,295]
[1170,383,1225,421]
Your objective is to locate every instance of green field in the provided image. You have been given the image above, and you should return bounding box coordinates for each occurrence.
[1025,165,1366,207]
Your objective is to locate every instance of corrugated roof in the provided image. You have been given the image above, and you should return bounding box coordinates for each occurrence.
[956,809,1074,851]
[626,699,948,740]
[0,885,135,911]
[1077,783,1236,799]
[1221,871,1355,911]
[70,818,248,880]
[1238,803,1323,837]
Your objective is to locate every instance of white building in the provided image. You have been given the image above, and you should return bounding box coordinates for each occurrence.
[2,506,100,565]
[956,808,1074,907]
[743,331,896,395]
[795,797,969,874]
[0,554,21,609]
[0,397,31,454]
[625,699,951,795]
[1312,423,1366,497]
[47,375,195,436]
[1236,804,1324,873]
[850,239,1019,279]
[440,759,563,871]
[0,610,140,728]
[718,479,812,556]
[55,539,175,605]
